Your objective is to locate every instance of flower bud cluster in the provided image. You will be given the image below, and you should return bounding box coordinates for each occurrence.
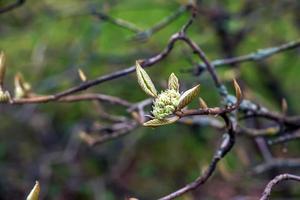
[152,89,180,119]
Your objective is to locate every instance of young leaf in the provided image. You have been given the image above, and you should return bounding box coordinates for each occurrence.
[14,73,31,99]
[168,73,179,91]
[0,52,6,87]
[143,116,179,127]
[0,90,11,103]
[26,181,40,200]
[177,84,200,110]
[281,98,288,114]
[136,61,157,97]
[233,79,242,104]
[198,97,208,109]
[78,69,87,82]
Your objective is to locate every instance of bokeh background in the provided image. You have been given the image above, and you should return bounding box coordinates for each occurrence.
[0,0,300,199]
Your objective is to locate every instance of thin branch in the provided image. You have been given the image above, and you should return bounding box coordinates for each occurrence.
[132,5,189,41]
[91,11,142,33]
[268,131,300,145]
[2,13,226,104]
[178,35,228,97]
[79,121,138,146]
[260,173,300,200]
[10,93,132,107]
[183,39,300,75]
[0,0,25,14]
[158,114,235,200]
[238,125,280,137]
[252,158,300,174]
[4,14,196,102]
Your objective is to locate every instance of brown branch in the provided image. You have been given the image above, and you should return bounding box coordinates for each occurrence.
[158,114,235,200]
[252,158,300,174]
[268,130,300,145]
[51,32,181,99]
[238,126,280,137]
[260,173,300,200]
[3,11,226,106]
[243,112,300,128]
[178,35,227,97]
[177,106,237,117]
[10,93,132,107]
[91,11,142,33]
[0,0,25,14]
[183,39,300,75]
[131,5,190,41]
[79,120,138,146]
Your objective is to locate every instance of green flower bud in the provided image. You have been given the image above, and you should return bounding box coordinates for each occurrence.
[152,89,180,119]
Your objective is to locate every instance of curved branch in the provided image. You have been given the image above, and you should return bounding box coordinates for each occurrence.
[260,173,300,200]
[0,0,25,14]
[158,114,235,200]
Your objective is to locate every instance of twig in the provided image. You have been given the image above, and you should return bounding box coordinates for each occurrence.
[91,11,142,33]
[238,126,280,137]
[268,131,300,145]
[2,12,226,104]
[260,173,300,200]
[183,39,300,75]
[10,93,132,107]
[79,121,138,146]
[252,158,300,174]
[131,5,189,41]
[158,114,235,200]
[0,0,25,14]
[178,35,228,97]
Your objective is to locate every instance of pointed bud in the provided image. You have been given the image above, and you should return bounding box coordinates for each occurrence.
[131,111,142,124]
[233,79,242,104]
[136,61,157,97]
[281,98,287,115]
[78,69,87,82]
[0,90,11,103]
[0,52,6,88]
[143,116,179,127]
[198,97,208,109]
[177,84,200,110]
[26,181,40,200]
[79,131,95,146]
[168,73,179,91]
[14,73,31,99]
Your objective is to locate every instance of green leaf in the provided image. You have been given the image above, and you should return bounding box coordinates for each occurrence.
[143,116,179,127]
[136,61,157,97]
[26,181,40,200]
[78,68,87,82]
[177,84,200,110]
[233,79,242,104]
[0,52,6,87]
[168,73,179,91]
[198,97,208,109]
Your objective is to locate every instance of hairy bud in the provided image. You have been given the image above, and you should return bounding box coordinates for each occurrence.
[152,89,180,119]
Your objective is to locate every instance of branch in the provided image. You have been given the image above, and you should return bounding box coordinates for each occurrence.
[131,5,189,41]
[183,39,300,75]
[178,35,228,97]
[10,93,132,107]
[0,0,25,14]
[260,173,300,200]
[252,158,300,174]
[158,114,235,200]
[268,130,300,145]
[79,120,138,146]
[91,11,142,33]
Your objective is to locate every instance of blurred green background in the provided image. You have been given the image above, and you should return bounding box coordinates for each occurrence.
[0,0,300,199]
